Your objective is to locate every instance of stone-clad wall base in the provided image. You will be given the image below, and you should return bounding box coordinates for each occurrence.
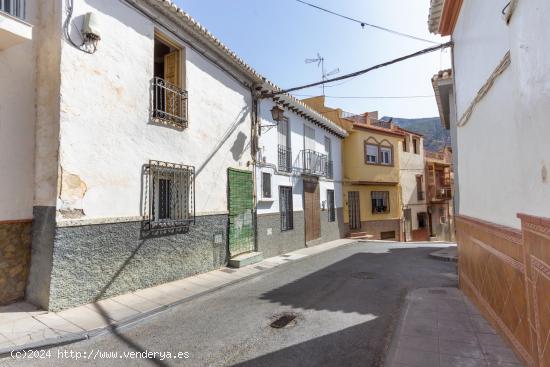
[46,214,228,311]
[306,208,345,247]
[0,221,32,305]
[257,209,345,257]
[257,211,305,259]
[346,219,402,241]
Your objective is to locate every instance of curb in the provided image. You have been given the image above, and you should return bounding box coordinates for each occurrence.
[0,239,360,358]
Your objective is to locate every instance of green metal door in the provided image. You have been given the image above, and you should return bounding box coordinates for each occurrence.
[227,168,254,257]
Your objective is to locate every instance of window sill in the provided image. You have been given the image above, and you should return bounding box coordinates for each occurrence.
[258,197,275,202]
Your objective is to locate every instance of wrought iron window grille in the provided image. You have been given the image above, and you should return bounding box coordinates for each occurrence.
[278,145,292,173]
[151,77,188,129]
[279,186,294,231]
[327,189,335,222]
[144,160,195,234]
[1,0,25,19]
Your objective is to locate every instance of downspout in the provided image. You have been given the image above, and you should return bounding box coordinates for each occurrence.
[250,87,259,252]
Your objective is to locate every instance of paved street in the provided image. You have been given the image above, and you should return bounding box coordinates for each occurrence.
[3,242,458,367]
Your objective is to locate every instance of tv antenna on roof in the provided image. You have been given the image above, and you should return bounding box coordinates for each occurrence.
[305,53,339,96]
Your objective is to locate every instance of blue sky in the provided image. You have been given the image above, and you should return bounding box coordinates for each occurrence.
[175,0,451,118]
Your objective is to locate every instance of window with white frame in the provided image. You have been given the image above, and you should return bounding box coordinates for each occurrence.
[380,147,392,165]
[366,144,378,163]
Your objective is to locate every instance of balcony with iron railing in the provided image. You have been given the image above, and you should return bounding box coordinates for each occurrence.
[151,77,188,129]
[301,150,328,177]
[0,0,32,50]
[427,185,452,201]
[278,145,292,173]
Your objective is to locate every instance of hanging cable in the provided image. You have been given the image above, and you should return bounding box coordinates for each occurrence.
[263,41,453,97]
[293,94,434,99]
[295,0,439,45]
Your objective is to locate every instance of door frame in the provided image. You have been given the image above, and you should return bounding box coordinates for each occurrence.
[348,191,361,230]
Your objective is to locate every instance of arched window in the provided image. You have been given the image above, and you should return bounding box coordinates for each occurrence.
[364,138,393,165]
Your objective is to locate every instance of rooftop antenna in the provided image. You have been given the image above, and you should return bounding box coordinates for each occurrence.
[305,53,339,96]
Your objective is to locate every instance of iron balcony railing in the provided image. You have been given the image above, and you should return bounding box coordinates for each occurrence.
[436,187,452,200]
[301,150,328,177]
[151,77,188,128]
[278,145,292,173]
[1,0,25,19]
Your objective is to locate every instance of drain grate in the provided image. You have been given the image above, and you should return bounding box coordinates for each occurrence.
[270,313,297,328]
[351,272,377,280]
[255,266,267,270]
[429,289,448,294]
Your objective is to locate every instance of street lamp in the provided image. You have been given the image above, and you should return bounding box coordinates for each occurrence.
[270,104,285,122]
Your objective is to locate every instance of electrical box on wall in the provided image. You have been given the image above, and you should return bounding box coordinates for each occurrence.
[81,12,101,41]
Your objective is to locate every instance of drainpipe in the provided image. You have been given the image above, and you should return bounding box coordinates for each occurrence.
[250,87,259,252]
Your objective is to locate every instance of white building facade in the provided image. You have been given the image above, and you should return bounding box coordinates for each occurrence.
[397,130,429,241]
[255,96,346,257]
[0,0,346,310]
[429,1,550,365]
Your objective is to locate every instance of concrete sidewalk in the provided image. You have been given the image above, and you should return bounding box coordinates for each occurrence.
[0,238,357,356]
[385,287,523,367]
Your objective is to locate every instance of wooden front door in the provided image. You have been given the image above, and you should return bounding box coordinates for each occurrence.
[304,178,321,242]
[348,191,361,230]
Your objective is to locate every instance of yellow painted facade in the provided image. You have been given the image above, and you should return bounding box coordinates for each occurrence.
[302,96,404,239]
[341,128,402,224]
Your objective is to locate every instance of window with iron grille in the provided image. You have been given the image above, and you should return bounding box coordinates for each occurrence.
[371,191,390,214]
[262,172,271,198]
[279,186,294,231]
[1,0,25,19]
[147,160,194,232]
[327,189,335,222]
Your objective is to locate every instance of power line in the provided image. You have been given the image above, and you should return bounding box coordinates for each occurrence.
[294,94,434,99]
[295,0,439,45]
[264,41,453,97]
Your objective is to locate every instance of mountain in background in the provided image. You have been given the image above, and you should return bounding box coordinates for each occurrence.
[383,116,450,152]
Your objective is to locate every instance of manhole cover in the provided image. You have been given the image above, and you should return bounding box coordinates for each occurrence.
[270,313,297,329]
[429,289,448,294]
[351,272,377,280]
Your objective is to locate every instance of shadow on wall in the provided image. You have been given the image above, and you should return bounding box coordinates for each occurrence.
[195,105,250,177]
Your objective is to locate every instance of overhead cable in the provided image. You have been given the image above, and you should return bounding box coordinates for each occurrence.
[295,0,439,45]
[263,41,453,97]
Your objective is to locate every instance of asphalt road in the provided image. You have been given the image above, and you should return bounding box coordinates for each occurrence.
[3,242,457,367]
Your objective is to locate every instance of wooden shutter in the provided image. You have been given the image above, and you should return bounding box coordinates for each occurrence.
[164,50,180,86]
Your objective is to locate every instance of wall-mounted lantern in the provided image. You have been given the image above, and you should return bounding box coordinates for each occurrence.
[270,104,285,122]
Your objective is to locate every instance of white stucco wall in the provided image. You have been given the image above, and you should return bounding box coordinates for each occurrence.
[452,0,550,228]
[0,1,37,220]
[399,136,427,229]
[256,99,343,215]
[56,0,252,221]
